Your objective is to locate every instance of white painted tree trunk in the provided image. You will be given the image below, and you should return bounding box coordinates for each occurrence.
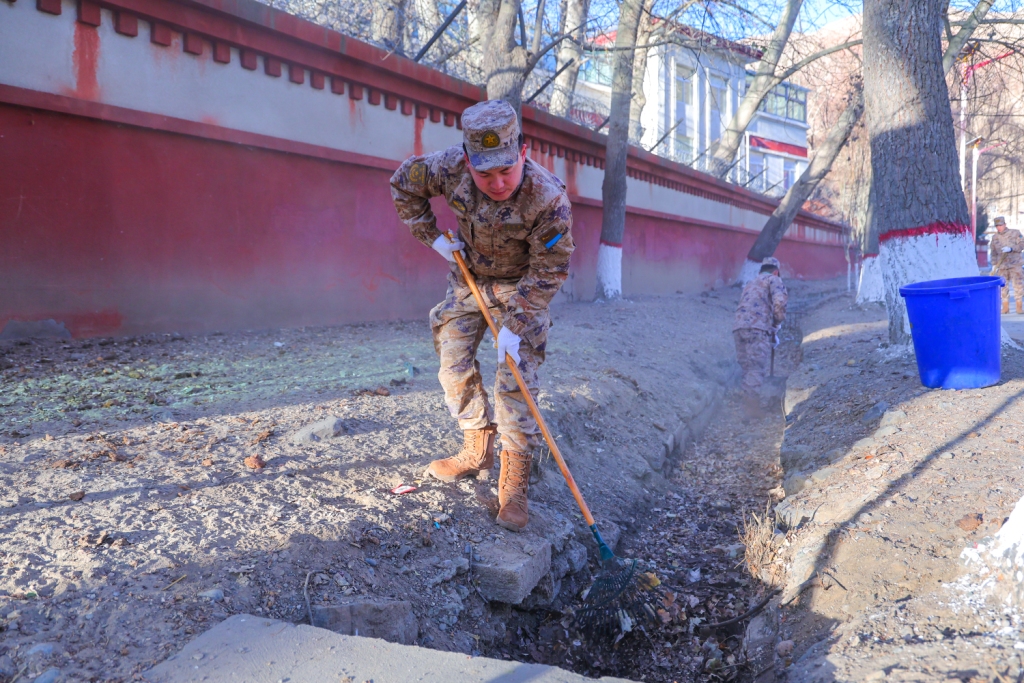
[595,243,623,300]
[737,259,761,286]
[856,255,885,303]
[878,228,979,341]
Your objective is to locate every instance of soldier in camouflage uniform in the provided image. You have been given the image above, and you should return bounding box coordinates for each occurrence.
[390,100,575,532]
[989,216,1024,314]
[734,257,788,416]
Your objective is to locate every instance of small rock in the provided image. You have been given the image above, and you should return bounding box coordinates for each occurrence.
[940,451,955,460]
[873,425,900,438]
[852,437,875,451]
[26,642,57,657]
[198,589,225,602]
[33,669,61,683]
[243,454,265,470]
[711,500,733,513]
[291,417,350,444]
[809,467,837,484]
[956,513,983,532]
[69,491,85,501]
[879,409,908,427]
[201,459,213,467]
[776,640,794,657]
[782,473,808,497]
[453,557,470,575]
[861,401,889,423]
[364,558,378,567]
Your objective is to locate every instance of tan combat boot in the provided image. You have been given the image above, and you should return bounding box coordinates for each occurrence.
[1003,300,1011,315]
[496,449,532,532]
[426,426,496,482]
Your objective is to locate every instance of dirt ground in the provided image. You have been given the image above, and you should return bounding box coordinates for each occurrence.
[769,297,1024,683]
[8,276,1019,683]
[1,278,847,683]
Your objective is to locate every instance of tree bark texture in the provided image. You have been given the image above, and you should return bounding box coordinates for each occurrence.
[744,90,864,271]
[708,0,803,178]
[549,0,589,117]
[482,0,529,116]
[596,0,645,300]
[864,0,976,344]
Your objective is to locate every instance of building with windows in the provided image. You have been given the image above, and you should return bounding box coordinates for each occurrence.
[575,27,811,197]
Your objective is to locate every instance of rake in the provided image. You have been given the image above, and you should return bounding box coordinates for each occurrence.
[444,233,661,636]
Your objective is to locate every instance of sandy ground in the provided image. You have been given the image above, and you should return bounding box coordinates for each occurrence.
[3,280,856,683]
[771,298,1024,682]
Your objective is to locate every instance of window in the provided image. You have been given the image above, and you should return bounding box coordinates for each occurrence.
[710,77,727,143]
[749,151,766,191]
[675,64,694,106]
[674,134,694,162]
[746,76,808,123]
[783,159,797,189]
[580,52,613,86]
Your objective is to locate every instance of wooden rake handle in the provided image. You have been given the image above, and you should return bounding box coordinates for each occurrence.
[445,237,597,528]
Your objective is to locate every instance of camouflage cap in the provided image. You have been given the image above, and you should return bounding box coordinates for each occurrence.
[762,257,781,270]
[462,100,521,171]
[994,216,1007,226]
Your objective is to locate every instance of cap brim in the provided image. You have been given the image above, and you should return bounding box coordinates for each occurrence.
[468,147,519,171]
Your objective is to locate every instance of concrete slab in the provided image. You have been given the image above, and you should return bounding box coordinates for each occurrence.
[144,614,635,683]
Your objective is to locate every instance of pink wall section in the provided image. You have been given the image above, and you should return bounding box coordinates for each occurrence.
[0,0,849,339]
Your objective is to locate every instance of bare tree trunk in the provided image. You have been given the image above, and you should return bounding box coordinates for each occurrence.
[628,0,656,144]
[482,0,528,116]
[549,0,589,117]
[372,0,409,54]
[738,89,864,282]
[469,0,501,75]
[595,0,645,300]
[865,0,976,345]
[707,0,803,177]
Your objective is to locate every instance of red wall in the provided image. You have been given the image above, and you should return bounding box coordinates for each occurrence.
[0,102,847,337]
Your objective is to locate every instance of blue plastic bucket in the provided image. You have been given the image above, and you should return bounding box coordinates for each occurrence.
[899,276,1003,389]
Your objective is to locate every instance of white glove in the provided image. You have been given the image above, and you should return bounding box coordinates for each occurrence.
[1003,246,1013,253]
[497,326,521,365]
[431,234,465,262]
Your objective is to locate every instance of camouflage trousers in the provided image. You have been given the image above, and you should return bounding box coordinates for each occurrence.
[734,329,772,398]
[996,266,1024,307]
[430,275,548,453]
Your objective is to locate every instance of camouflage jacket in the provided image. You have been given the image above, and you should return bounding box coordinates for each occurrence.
[390,146,575,338]
[734,273,788,332]
[990,229,1024,270]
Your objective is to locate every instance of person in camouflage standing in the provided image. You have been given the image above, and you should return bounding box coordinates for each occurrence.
[989,216,1024,314]
[734,257,788,416]
[390,100,575,532]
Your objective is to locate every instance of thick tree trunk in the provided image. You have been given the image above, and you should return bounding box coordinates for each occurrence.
[549,0,589,117]
[595,0,644,300]
[628,1,656,144]
[738,90,864,283]
[481,0,528,116]
[864,0,976,345]
[707,0,803,178]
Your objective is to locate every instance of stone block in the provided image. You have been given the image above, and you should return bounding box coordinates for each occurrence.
[292,417,350,444]
[873,425,900,439]
[782,472,809,497]
[473,540,551,604]
[775,499,815,530]
[879,409,908,427]
[311,599,418,645]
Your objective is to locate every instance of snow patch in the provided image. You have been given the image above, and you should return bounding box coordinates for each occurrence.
[856,255,884,304]
[595,243,622,300]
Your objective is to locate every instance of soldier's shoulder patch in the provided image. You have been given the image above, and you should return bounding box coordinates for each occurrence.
[408,162,427,184]
[538,226,563,249]
[451,197,467,212]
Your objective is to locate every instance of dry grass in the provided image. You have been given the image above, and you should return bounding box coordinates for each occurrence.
[739,501,783,586]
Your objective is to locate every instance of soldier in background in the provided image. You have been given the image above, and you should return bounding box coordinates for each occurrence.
[390,100,575,532]
[989,216,1024,314]
[734,257,788,417]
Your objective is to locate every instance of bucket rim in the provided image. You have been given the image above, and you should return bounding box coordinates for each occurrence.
[899,275,1003,297]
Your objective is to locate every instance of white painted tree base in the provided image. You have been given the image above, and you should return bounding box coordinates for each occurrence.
[736,259,761,286]
[880,231,979,340]
[595,243,622,300]
[856,256,884,304]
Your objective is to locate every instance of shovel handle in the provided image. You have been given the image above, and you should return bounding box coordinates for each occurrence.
[444,233,596,527]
